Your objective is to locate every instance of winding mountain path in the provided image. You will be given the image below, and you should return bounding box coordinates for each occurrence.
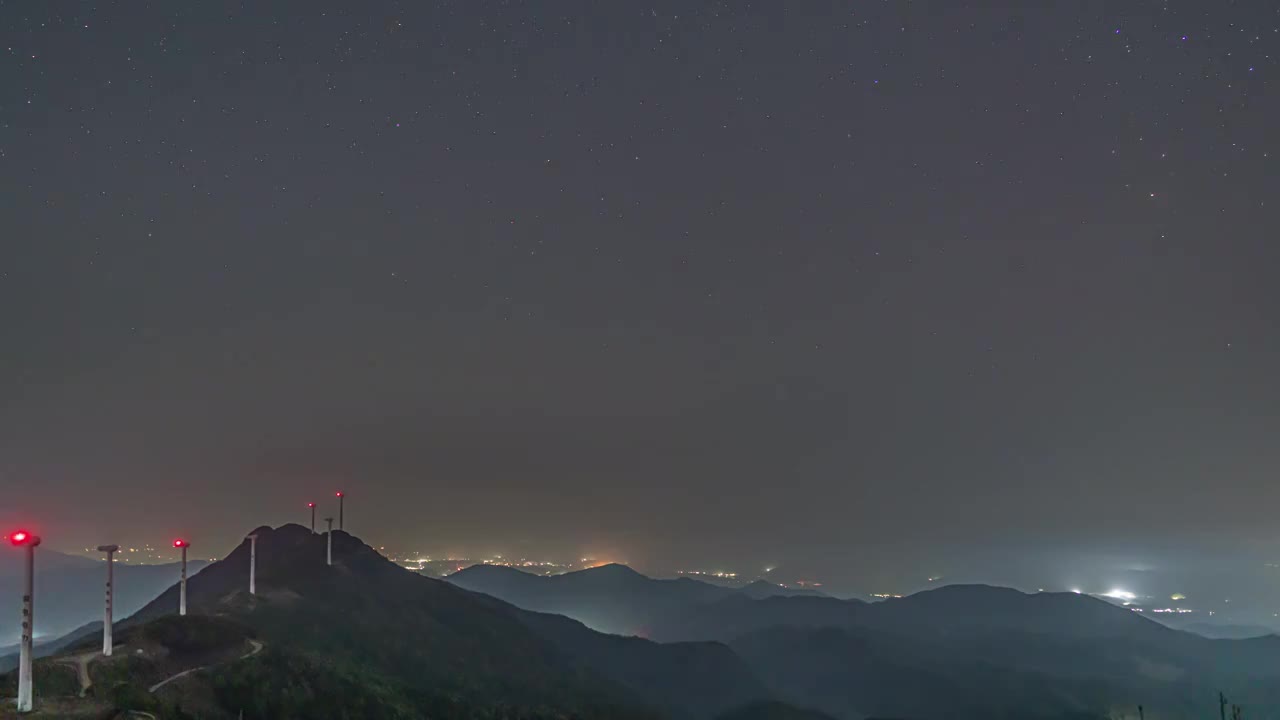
[148,639,264,693]
[55,647,123,697]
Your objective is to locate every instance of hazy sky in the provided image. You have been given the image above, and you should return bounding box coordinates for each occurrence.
[2,2,1277,588]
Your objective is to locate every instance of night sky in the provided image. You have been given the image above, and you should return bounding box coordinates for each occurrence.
[2,2,1277,591]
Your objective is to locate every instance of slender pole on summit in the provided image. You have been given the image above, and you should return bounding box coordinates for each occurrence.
[336,492,345,530]
[97,545,119,656]
[173,539,190,616]
[308,502,316,533]
[9,530,40,713]
[325,518,334,566]
[247,534,258,596]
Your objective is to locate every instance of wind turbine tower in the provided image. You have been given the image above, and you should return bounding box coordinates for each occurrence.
[173,539,190,616]
[247,534,259,595]
[97,544,119,656]
[325,517,334,566]
[9,530,41,713]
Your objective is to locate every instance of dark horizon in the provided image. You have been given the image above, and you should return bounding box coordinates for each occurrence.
[9,519,1280,635]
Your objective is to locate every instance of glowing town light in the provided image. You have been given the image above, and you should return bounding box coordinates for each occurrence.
[1069,588,1083,594]
[1102,589,1136,601]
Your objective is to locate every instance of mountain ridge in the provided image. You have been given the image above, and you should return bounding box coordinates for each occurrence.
[115,523,764,719]
[444,561,1280,719]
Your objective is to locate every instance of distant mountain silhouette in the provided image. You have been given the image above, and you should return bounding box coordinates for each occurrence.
[718,586,1280,719]
[447,563,848,643]
[0,547,98,577]
[446,567,826,637]
[447,562,735,636]
[513,608,767,719]
[0,621,100,673]
[737,579,827,600]
[650,593,868,643]
[449,566,1280,719]
[1146,612,1277,640]
[1177,622,1276,640]
[0,549,208,647]
[70,524,766,718]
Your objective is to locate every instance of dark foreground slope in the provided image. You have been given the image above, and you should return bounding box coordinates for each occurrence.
[513,608,765,720]
[3,524,762,719]
[716,588,1280,718]
[720,588,1280,718]
[128,525,647,717]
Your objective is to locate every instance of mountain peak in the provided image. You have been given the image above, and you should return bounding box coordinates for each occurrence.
[583,563,643,577]
[738,580,785,598]
[25,523,750,720]
[448,564,540,586]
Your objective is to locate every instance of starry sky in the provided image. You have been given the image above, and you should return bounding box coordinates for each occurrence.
[2,1,1278,590]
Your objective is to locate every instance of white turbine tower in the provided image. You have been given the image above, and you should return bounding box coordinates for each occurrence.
[247,534,258,595]
[97,544,119,656]
[325,517,334,566]
[173,539,190,616]
[9,530,41,713]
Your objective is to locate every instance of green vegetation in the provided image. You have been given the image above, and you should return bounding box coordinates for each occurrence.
[210,647,419,720]
[118,613,254,656]
[3,527,666,719]
[0,658,80,699]
[237,600,659,720]
[108,677,161,715]
[165,526,666,719]
[87,654,165,701]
